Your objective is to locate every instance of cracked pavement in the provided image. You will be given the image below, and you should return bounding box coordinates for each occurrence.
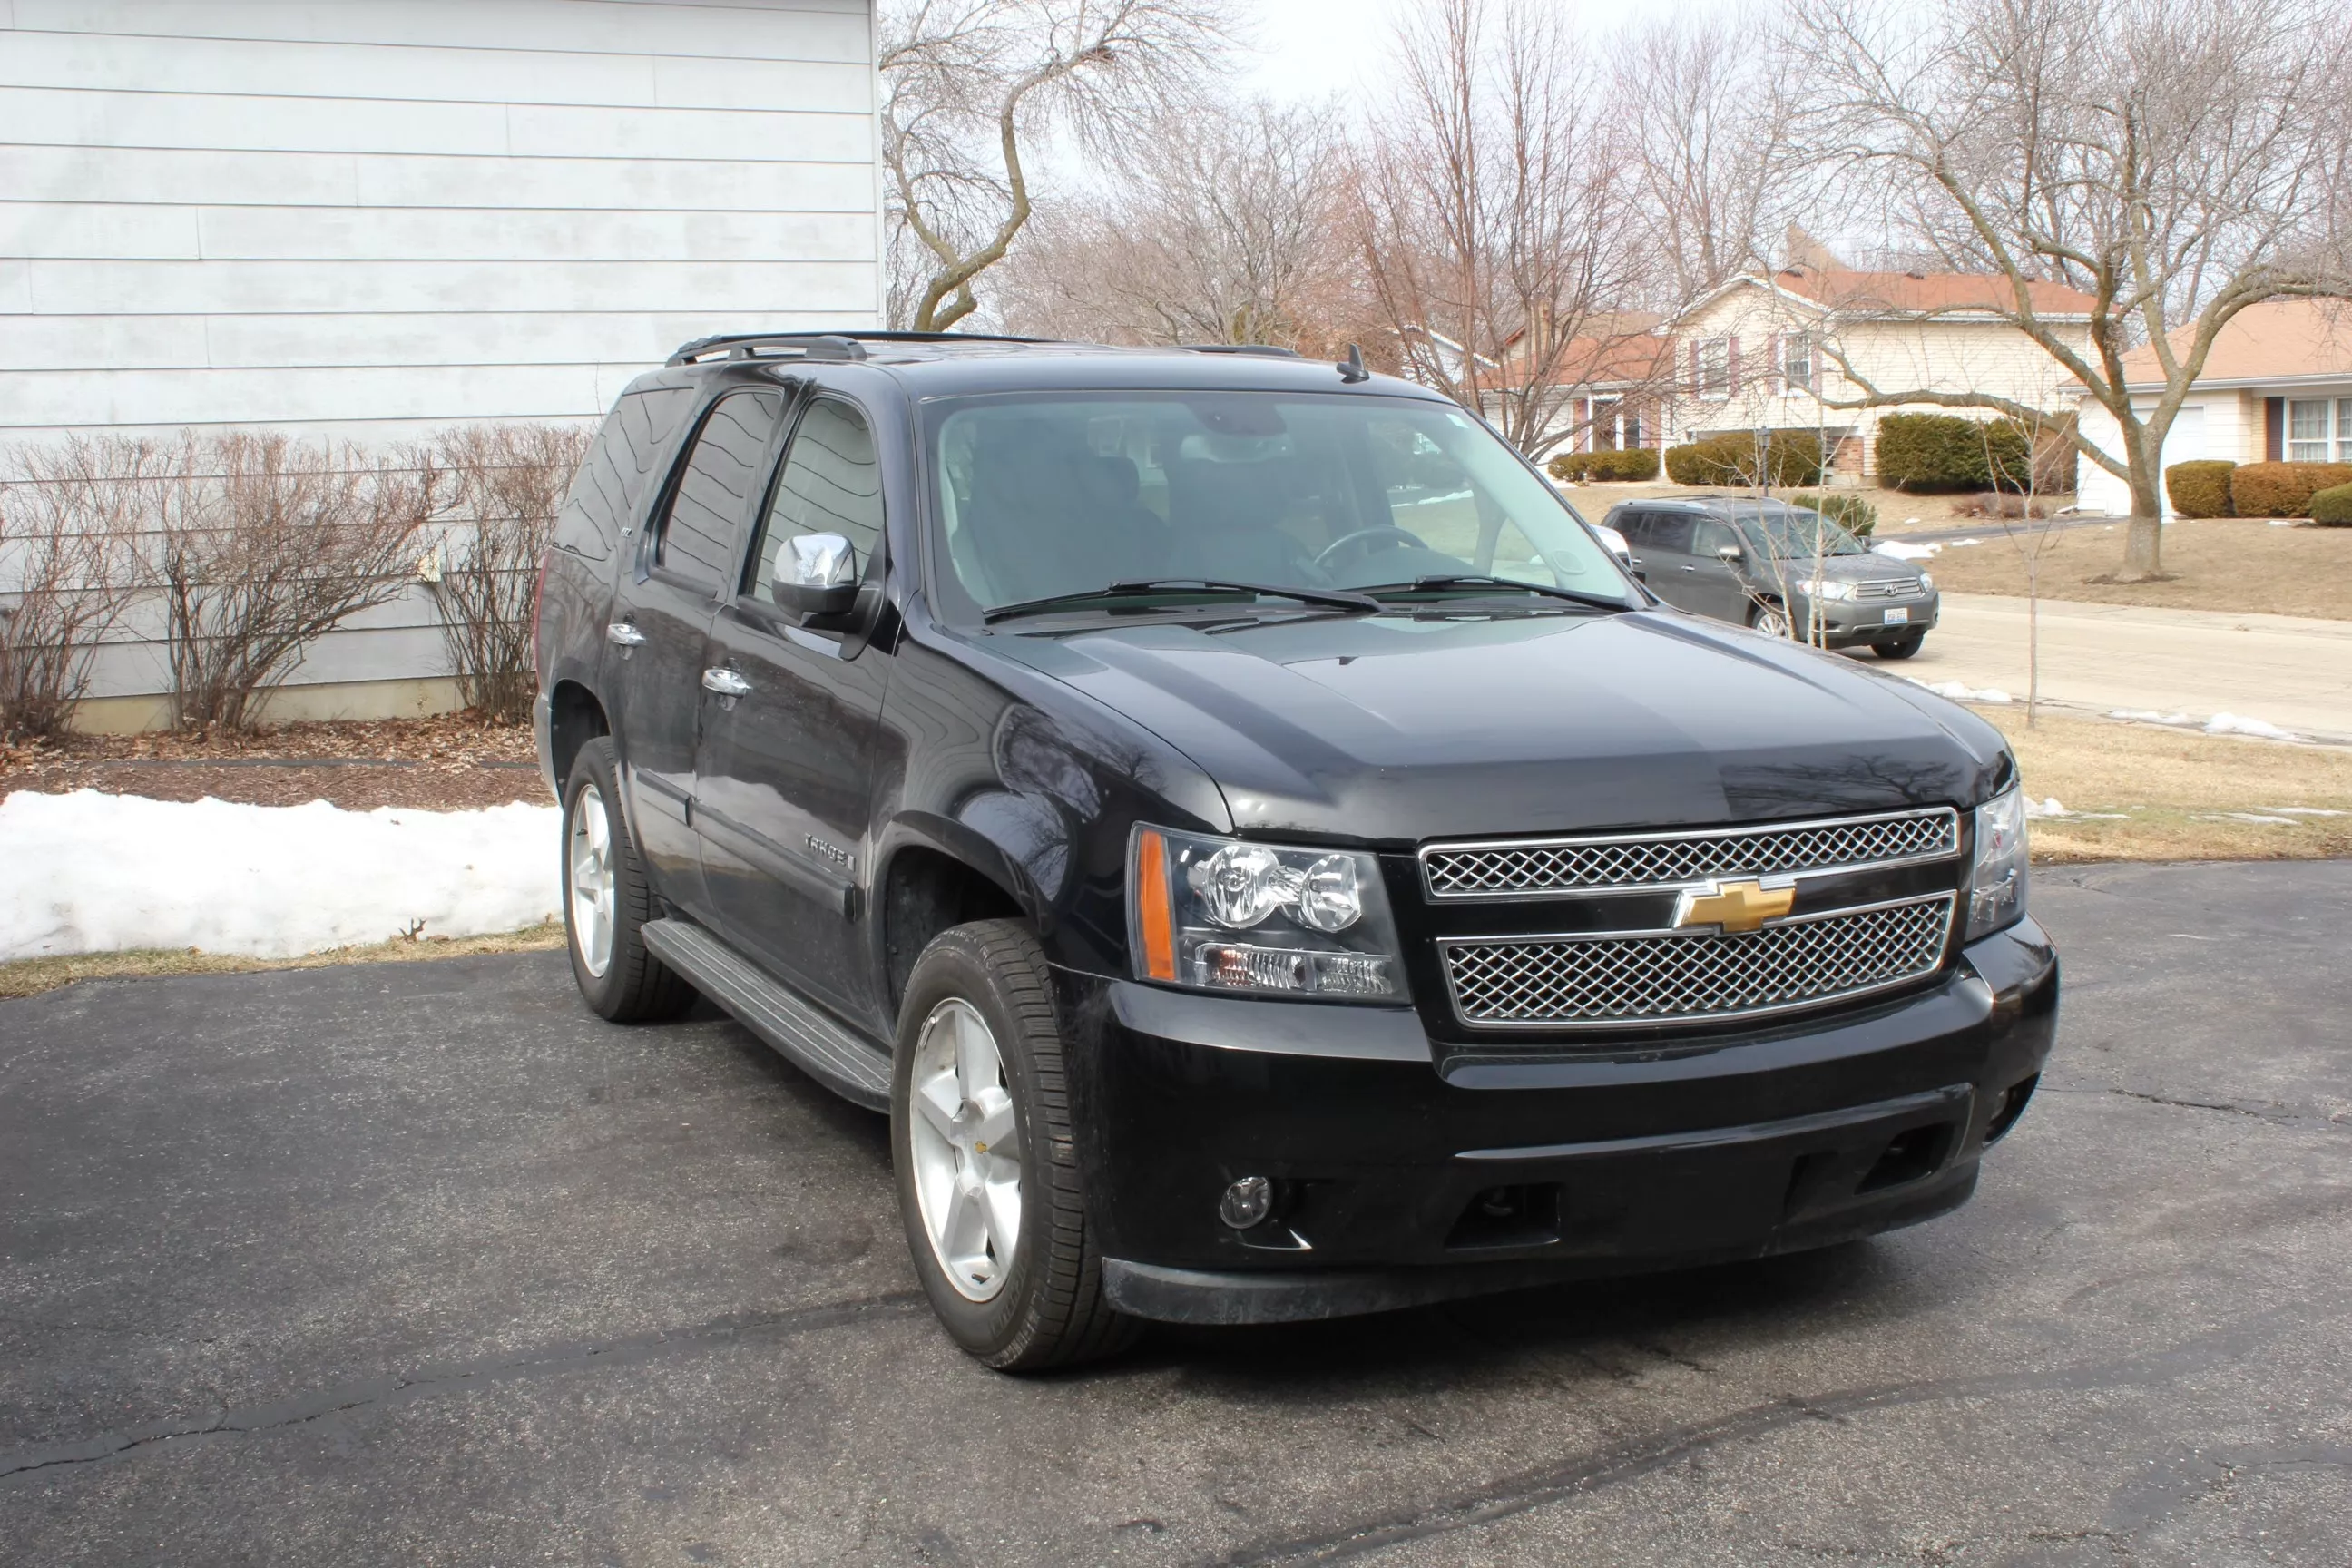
[3,862,2348,1565]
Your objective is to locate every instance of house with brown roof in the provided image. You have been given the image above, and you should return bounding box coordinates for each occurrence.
[2075,298,2352,517]
[1652,231,2097,478]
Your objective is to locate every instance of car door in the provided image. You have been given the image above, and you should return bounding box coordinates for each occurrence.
[1638,512,1705,612]
[693,392,893,1020]
[605,385,786,913]
[1685,517,1756,622]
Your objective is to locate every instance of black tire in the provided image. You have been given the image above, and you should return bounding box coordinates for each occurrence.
[562,736,695,1023]
[1748,599,1793,639]
[1873,631,1926,661]
[890,920,1138,1372]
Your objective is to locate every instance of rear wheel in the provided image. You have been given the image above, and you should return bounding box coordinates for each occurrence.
[891,920,1137,1371]
[1873,631,1926,660]
[563,737,694,1022]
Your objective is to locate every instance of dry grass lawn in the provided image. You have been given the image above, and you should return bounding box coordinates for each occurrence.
[0,923,564,1001]
[1993,709,2352,861]
[1919,518,2352,620]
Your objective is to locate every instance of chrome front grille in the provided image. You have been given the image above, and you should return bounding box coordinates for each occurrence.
[1441,894,1956,1030]
[1854,578,1924,601]
[1421,808,1959,900]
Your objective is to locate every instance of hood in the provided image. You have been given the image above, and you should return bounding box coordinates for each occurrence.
[1792,551,1928,583]
[985,608,2007,843]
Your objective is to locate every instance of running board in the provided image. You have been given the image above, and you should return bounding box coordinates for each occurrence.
[641,918,893,1112]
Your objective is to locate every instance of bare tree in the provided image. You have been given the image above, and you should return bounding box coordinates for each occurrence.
[0,438,154,741]
[1788,0,2352,580]
[146,435,443,733]
[879,0,1233,332]
[1356,0,1653,461]
[994,99,1363,352]
[424,424,593,726]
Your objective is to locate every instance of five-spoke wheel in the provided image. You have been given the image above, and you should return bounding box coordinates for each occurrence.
[906,998,1023,1301]
[567,781,616,979]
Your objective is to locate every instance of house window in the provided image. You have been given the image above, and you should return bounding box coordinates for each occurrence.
[1697,337,1730,397]
[2341,399,2352,462]
[1783,334,1814,388]
[2288,398,2332,463]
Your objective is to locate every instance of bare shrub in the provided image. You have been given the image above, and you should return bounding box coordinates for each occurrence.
[147,434,442,733]
[423,424,593,725]
[0,438,156,741]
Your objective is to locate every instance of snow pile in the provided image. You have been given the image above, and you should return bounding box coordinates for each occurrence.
[2024,796,2069,818]
[0,790,562,962]
[1910,678,2014,704]
[1871,539,1942,561]
[2110,708,2192,726]
[1946,537,1984,548]
[2203,712,2306,742]
[2259,806,2347,817]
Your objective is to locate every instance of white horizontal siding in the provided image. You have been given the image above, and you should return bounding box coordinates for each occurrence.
[24,258,875,314]
[14,1,869,60]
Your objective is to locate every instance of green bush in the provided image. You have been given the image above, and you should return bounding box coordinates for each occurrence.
[1872,413,2043,491]
[2164,460,2236,518]
[1787,490,1879,537]
[1662,431,1825,488]
[2230,461,2352,519]
[1547,447,1661,482]
[2309,482,2352,524]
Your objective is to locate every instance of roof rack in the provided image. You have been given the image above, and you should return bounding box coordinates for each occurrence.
[1176,344,1303,359]
[665,328,1053,366]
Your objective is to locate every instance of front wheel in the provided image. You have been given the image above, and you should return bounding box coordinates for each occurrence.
[1749,600,1792,639]
[1873,631,1926,660]
[891,921,1137,1371]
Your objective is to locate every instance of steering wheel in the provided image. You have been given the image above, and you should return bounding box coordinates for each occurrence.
[1313,525,1430,574]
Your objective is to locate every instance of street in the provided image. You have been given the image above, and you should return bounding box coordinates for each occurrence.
[3,863,2348,1565]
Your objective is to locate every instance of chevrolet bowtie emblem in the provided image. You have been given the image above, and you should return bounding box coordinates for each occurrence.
[1672,877,1796,935]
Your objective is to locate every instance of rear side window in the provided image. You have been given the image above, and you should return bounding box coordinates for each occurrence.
[554,386,694,562]
[1646,513,1697,553]
[654,388,784,590]
[747,398,884,601]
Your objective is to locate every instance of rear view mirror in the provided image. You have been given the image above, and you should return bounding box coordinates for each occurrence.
[772,533,861,619]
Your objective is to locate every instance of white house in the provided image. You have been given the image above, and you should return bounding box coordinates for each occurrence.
[0,0,883,727]
[2076,298,2352,517]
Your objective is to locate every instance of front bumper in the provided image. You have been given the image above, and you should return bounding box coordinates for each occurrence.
[1798,591,1940,645]
[1060,917,2056,1325]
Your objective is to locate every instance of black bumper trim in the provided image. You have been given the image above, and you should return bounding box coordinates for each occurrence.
[1458,1083,1971,1162]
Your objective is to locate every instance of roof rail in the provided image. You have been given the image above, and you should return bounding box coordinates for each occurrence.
[1176,344,1303,359]
[665,328,1054,366]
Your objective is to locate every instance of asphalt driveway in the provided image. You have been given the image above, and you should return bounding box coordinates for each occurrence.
[4,862,2349,1566]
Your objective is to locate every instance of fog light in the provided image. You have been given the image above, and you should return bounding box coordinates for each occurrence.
[1219,1176,1274,1230]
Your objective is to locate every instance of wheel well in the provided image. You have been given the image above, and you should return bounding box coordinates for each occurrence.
[548,680,608,792]
[882,846,1024,1017]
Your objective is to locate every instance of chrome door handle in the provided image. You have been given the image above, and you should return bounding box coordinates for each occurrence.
[701,667,752,697]
[605,621,646,647]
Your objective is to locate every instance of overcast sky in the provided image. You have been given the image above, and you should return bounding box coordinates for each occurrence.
[1240,0,1425,107]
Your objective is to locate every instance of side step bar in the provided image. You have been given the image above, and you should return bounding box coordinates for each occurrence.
[641,918,893,1112]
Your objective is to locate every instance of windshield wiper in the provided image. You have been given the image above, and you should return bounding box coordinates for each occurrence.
[1360,575,1634,612]
[984,578,1384,624]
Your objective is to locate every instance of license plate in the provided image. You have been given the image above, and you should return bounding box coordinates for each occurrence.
[1883,606,1910,624]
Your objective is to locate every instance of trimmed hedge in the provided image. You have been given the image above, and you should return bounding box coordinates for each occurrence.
[1546,447,1661,482]
[2164,460,2236,518]
[1787,490,1879,536]
[2310,482,2352,524]
[1662,430,1826,487]
[2230,461,2352,519]
[1873,412,2041,491]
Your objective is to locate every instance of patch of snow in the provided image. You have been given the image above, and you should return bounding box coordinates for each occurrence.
[2202,712,2306,743]
[2220,813,2301,826]
[2258,806,2347,817]
[2024,797,2069,818]
[0,790,561,962]
[2267,518,2301,527]
[1901,516,1922,527]
[1945,537,1984,548]
[2110,709,2192,726]
[1909,678,2014,704]
[1871,539,1941,561]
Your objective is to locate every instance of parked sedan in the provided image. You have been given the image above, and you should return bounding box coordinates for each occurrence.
[1602,496,1938,659]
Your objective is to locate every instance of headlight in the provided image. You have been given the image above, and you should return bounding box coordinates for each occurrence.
[1966,786,2029,940]
[1917,570,1935,593]
[1130,826,1405,999]
[1803,578,1857,601]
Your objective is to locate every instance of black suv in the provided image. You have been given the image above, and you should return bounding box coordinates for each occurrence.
[533,332,2055,1370]
[1602,495,1940,658]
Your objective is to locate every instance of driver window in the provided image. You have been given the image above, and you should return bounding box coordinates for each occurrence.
[1368,418,1478,559]
[1694,519,1739,558]
[747,398,882,603]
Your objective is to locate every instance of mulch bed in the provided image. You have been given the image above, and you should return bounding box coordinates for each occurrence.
[0,715,551,812]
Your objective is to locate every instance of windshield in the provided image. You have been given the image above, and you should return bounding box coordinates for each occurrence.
[924,393,1635,621]
[1738,508,1869,559]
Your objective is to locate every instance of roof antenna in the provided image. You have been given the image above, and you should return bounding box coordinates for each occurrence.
[1338,344,1371,384]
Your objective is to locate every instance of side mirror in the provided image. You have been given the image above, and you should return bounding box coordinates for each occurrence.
[772,533,860,620]
[1715,543,1745,563]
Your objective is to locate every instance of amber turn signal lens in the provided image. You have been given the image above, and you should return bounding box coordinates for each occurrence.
[1134,828,1177,981]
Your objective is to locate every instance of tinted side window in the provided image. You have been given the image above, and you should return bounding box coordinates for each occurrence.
[656,388,783,590]
[1693,519,1739,556]
[554,386,694,562]
[748,398,884,601]
[1612,512,1651,547]
[1646,514,1697,553]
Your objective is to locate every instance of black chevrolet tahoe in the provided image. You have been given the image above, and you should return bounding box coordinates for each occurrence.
[533,331,2057,1371]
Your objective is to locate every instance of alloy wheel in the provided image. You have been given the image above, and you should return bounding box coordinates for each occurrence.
[1753,603,1792,638]
[568,782,616,978]
[908,998,1023,1302]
